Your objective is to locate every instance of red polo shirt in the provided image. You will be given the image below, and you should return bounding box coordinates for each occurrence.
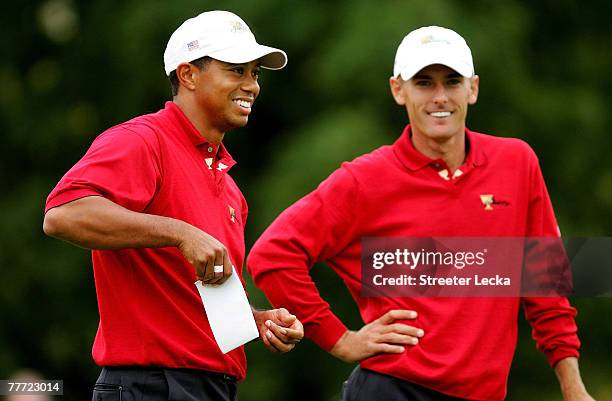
[247,125,579,400]
[46,102,250,379]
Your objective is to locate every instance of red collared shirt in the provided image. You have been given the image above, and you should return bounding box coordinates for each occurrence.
[247,125,579,400]
[46,101,249,379]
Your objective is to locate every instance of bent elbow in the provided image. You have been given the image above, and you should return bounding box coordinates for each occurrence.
[43,208,65,238]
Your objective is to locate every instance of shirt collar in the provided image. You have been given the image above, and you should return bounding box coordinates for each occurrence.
[162,101,237,170]
[392,124,487,171]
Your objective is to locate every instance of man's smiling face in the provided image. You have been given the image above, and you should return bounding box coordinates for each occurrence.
[193,58,262,134]
[390,64,479,143]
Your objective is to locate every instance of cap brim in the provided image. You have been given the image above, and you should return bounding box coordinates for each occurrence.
[209,43,287,70]
[398,53,473,80]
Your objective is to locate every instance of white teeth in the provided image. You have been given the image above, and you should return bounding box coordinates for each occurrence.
[233,99,251,109]
[430,111,451,117]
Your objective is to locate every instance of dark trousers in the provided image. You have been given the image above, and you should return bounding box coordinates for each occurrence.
[92,367,238,401]
[341,367,468,401]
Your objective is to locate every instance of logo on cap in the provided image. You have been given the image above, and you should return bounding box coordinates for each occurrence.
[230,20,247,33]
[420,35,450,45]
[187,40,199,51]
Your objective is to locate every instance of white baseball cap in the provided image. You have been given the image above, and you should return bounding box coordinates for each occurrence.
[163,11,287,76]
[393,26,474,80]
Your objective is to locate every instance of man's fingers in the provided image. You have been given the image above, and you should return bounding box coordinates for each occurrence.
[197,257,214,283]
[261,327,272,347]
[265,320,302,344]
[377,309,418,324]
[275,308,297,326]
[265,320,290,342]
[264,331,280,353]
[219,251,232,284]
[209,248,225,283]
[380,332,420,345]
[373,343,405,354]
[381,323,424,338]
[265,329,295,353]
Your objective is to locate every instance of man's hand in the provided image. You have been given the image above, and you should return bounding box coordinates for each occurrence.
[253,308,304,353]
[555,357,596,401]
[330,309,423,363]
[177,225,233,285]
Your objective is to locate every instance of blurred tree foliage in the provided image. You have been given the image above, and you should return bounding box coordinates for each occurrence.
[1,0,610,400]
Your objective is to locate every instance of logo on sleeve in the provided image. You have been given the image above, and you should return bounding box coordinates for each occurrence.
[480,194,511,210]
[228,205,236,223]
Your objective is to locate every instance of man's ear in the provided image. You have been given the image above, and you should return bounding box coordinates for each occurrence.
[176,63,199,91]
[468,75,479,105]
[389,76,406,106]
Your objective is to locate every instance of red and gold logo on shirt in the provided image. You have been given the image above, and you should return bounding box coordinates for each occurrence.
[480,194,494,210]
[480,194,511,210]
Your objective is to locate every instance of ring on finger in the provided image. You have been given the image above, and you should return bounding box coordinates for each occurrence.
[213,265,224,274]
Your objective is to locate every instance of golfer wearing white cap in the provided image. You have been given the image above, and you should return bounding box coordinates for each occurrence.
[43,10,302,401]
[247,26,594,400]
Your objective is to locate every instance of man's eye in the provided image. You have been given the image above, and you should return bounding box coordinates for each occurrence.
[252,69,261,79]
[233,67,244,74]
[415,80,431,87]
[447,78,461,85]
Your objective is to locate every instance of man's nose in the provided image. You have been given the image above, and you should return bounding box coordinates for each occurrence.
[431,84,448,104]
[242,74,260,96]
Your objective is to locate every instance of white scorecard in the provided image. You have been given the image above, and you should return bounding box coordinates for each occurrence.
[194,267,259,354]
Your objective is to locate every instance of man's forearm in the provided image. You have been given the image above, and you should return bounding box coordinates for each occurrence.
[43,195,189,250]
[554,357,594,401]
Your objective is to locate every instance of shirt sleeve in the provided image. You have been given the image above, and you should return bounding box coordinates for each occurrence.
[522,150,580,367]
[247,166,362,351]
[45,125,161,213]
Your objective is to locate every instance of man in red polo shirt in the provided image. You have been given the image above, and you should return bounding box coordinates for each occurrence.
[247,26,594,401]
[43,10,303,401]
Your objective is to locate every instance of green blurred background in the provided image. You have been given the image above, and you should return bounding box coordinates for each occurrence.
[1,0,611,400]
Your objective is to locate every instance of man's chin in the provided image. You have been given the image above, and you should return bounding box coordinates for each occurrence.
[427,125,463,140]
[227,118,249,131]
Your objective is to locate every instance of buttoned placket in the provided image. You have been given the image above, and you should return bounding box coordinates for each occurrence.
[428,160,476,201]
[199,143,235,196]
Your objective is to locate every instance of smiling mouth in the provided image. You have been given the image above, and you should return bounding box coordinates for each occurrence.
[429,111,452,118]
[233,99,252,111]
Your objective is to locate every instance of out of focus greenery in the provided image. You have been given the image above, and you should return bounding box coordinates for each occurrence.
[1,0,611,400]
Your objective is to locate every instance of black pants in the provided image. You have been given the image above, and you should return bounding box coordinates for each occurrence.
[92,367,238,401]
[341,367,468,401]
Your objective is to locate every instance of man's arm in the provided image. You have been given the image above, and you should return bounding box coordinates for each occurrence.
[46,196,304,349]
[522,148,593,399]
[248,167,422,361]
[43,195,232,284]
[554,357,595,401]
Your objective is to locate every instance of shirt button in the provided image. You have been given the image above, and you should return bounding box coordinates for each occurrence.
[433,163,441,169]
[207,147,214,152]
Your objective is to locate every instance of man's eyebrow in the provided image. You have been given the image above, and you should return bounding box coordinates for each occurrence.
[412,72,463,80]
[224,62,262,68]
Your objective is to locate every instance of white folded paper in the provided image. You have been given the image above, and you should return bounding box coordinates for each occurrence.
[194,267,259,354]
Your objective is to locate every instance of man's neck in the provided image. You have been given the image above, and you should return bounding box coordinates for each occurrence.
[411,129,466,172]
[173,97,225,144]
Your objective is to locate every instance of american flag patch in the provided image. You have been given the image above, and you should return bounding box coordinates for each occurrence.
[187,40,199,51]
